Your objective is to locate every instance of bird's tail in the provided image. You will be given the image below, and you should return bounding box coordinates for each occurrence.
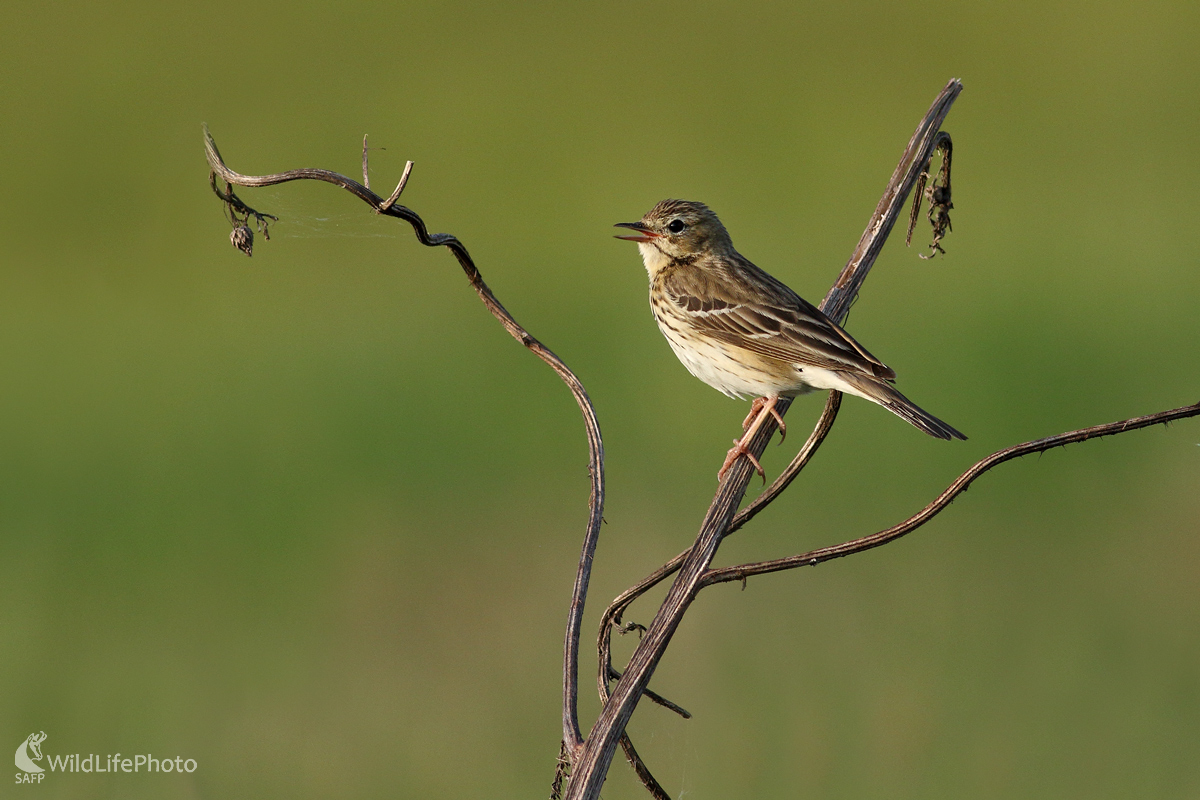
[835,373,967,441]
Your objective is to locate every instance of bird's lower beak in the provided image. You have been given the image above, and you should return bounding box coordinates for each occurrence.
[614,221,660,243]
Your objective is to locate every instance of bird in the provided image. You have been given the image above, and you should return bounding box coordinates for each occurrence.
[615,199,965,481]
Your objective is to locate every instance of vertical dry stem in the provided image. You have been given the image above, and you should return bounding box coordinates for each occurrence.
[561,79,964,800]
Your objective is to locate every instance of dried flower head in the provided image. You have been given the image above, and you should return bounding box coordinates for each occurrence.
[230,224,254,257]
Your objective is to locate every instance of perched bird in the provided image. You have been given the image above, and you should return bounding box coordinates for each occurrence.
[615,199,965,480]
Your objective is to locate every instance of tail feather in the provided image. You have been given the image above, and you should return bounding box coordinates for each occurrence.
[835,373,967,441]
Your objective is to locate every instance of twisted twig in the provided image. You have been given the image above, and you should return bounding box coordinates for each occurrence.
[204,127,604,756]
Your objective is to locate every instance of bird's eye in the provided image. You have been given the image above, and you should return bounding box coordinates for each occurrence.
[667,219,686,234]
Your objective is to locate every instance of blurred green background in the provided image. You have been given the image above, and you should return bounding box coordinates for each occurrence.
[2,1,1198,797]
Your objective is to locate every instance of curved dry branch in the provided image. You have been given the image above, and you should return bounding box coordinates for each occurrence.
[597,557,685,698]
[701,400,1200,587]
[616,735,671,800]
[590,391,840,798]
[728,390,843,535]
[204,127,604,755]
[566,79,966,800]
[590,553,689,800]
[595,390,841,698]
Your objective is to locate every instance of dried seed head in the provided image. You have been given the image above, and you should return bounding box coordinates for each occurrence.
[230,224,254,257]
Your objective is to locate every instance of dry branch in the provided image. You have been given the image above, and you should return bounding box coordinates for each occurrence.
[587,79,1198,800]
[703,400,1200,587]
[565,79,966,800]
[203,127,604,755]
[203,78,1197,800]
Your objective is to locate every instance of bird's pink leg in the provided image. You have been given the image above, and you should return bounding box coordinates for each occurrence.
[741,396,767,430]
[720,395,781,482]
[741,396,788,441]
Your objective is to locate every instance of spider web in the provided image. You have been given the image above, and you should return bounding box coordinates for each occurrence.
[252,188,405,240]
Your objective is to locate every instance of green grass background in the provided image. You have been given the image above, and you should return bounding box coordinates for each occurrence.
[2,1,1199,798]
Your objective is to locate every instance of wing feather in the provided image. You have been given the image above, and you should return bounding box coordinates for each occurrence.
[660,262,897,381]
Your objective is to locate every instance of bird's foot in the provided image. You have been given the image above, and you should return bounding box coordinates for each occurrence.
[722,395,782,482]
[718,437,766,484]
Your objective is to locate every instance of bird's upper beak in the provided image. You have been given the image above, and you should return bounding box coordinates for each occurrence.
[613,221,661,243]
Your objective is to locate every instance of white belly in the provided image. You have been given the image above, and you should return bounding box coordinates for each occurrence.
[657,323,810,400]
[657,316,873,404]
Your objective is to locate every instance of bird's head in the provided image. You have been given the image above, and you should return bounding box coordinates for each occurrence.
[615,199,733,274]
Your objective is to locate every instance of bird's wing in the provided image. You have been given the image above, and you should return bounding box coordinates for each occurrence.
[660,265,896,381]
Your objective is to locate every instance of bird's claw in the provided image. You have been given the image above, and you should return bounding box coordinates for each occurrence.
[768,406,786,443]
[718,439,766,484]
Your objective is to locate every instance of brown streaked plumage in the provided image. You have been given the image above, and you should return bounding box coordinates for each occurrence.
[616,199,965,480]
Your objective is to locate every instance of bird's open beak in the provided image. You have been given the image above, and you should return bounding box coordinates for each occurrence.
[614,221,661,243]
